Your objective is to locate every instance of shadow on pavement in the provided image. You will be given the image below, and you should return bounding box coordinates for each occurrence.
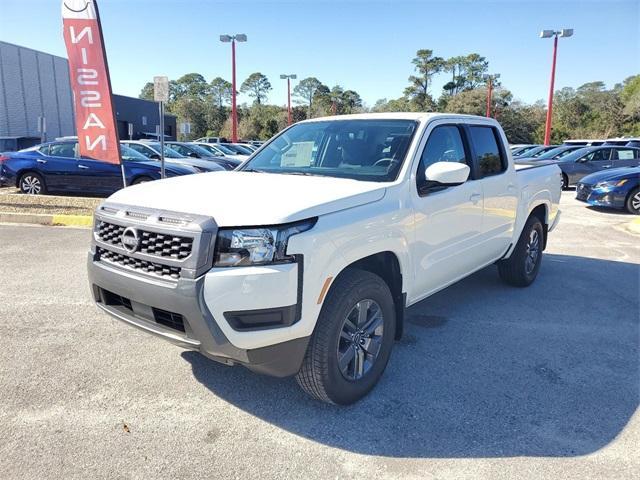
[183,253,639,458]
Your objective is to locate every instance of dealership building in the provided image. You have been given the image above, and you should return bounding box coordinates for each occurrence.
[0,41,176,151]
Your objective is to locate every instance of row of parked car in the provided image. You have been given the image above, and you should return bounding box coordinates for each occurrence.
[510,138,640,214]
[0,139,260,196]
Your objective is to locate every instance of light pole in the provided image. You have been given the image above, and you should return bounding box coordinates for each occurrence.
[540,28,573,145]
[280,74,297,125]
[219,34,247,143]
[483,73,500,118]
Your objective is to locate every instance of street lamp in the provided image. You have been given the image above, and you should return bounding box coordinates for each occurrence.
[219,34,247,143]
[540,28,573,145]
[482,73,500,118]
[280,74,297,125]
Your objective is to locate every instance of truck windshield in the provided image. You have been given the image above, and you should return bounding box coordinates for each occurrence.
[239,119,418,182]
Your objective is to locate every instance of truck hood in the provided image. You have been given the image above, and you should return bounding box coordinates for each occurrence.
[106,171,387,226]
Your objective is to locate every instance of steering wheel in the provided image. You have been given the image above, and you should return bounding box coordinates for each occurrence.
[373,158,394,168]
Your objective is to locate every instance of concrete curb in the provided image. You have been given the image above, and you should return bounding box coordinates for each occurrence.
[0,212,93,227]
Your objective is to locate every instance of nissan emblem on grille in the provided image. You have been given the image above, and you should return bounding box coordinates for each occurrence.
[121,227,140,253]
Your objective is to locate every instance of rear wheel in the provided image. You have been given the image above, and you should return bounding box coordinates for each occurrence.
[561,173,569,190]
[296,269,396,405]
[498,216,544,287]
[19,172,46,195]
[626,187,640,215]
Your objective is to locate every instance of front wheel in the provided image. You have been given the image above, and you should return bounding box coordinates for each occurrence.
[19,172,47,195]
[626,187,640,215]
[561,173,569,190]
[296,269,396,405]
[498,216,544,287]
[132,176,153,186]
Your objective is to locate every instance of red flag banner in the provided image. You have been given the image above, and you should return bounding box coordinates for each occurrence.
[62,0,121,165]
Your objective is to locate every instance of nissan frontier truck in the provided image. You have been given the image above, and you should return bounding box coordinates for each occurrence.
[88,113,561,404]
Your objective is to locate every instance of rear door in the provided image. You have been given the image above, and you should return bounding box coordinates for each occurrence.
[611,148,639,168]
[466,123,518,262]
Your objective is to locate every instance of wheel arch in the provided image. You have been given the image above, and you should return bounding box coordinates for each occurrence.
[528,202,549,250]
[331,251,406,340]
[15,169,45,188]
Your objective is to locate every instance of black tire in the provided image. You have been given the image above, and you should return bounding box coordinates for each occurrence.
[561,173,569,190]
[498,216,544,287]
[132,176,152,185]
[626,187,640,215]
[296,268,396,405]
[19,172,47,195]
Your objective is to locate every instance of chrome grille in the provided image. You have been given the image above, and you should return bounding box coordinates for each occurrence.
[97,247,181,279]
[97,220,194,260]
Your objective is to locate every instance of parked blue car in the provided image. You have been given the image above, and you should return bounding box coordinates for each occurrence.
[0,140,197,196]
[576,166,640,214]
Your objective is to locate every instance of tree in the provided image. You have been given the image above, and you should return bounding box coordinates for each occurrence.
[241,72,272,105]
[293,77,323,117]
[139,82,154,101]
[173,73,209,101]
[342,90,363,114]
[210,77,233,107]
[404,49,445,110]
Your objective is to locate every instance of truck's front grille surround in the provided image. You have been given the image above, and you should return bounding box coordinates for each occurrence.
[97,247,182,279]
[97,220,194,260]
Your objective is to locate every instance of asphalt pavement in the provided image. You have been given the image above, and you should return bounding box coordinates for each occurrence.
[0,192,638,480]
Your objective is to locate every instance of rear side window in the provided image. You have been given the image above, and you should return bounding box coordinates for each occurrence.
[612,149,635,160]
[469,126,505,177]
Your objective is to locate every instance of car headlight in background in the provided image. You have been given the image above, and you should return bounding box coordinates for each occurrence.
[594,179,628,191]
[214,218,316,267]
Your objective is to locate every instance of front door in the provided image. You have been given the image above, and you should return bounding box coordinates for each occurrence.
[409,123,484,302]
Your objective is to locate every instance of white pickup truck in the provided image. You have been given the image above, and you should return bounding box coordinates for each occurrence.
[88,113,561,404]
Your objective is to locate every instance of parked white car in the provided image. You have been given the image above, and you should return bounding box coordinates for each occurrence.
[87,113,561,404]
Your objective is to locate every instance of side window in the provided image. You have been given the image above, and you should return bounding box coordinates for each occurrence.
[49,142,76,158]
[469,126,505,177]
[613,149,635,160]
[171,144,187,156]
[38,145,50,155]
[417,125,468,192]
[128,144,148,156]
[586,149,611,162]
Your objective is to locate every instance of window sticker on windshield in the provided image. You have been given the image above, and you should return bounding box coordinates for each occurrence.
[281,141,314,167]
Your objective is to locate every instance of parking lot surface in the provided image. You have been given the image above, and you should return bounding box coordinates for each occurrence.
[0,192,638,480]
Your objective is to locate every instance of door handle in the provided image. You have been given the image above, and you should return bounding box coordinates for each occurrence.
[603,165,611,169]
[507,183,516,192]
[78,164,89,169]
[36,159,47,164]
[470,193,482,204]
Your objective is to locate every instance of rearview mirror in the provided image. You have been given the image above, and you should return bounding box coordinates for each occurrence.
[424,162,470,187]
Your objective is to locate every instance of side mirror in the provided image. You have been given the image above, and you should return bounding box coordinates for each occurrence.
[149,153,161,160]
[424,162,470,189]
[188,152,199,158]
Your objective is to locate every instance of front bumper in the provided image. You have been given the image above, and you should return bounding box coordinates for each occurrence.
[576,183,626,209]
[88,257,309,377]
[87,203,310,377]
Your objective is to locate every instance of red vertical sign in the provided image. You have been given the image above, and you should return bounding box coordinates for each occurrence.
[62,0,121,165]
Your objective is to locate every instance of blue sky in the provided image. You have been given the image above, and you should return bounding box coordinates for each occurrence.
[1,0,638,108]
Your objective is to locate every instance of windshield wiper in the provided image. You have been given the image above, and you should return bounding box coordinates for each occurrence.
[278,171,316,176]
[242,168,266,173]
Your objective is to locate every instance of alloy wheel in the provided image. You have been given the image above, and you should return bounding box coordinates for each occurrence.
[21,175,41,194]
[337,299,384,381]
[632,192,640,213]
[525,229,540,275]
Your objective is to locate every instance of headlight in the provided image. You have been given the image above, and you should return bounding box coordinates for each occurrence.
[214,218,316,267]
[595,179,628,190]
